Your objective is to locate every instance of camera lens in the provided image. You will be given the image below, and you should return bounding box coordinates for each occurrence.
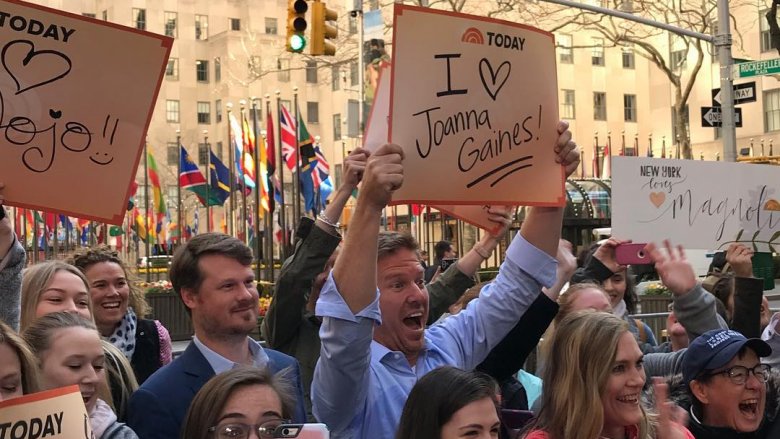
[282,428,290,435]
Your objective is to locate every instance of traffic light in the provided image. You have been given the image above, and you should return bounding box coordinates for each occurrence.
[286,0,308,53]
[311,1,338,56]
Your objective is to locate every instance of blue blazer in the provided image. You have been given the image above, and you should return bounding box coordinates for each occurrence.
[126,341,307,439]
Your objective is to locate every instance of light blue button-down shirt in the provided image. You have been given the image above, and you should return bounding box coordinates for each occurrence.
[311,234,557,439]
[192,335,269,374]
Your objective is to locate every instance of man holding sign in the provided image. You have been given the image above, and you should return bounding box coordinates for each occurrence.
[311,122,578,438]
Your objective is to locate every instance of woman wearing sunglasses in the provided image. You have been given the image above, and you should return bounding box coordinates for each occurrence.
[181,366,296,439]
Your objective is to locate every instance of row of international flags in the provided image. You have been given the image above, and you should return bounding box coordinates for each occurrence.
[134,101,332,245]
[586,133,683,180]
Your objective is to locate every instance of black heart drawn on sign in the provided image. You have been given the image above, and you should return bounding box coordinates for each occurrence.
[2,39,72,95]
[478,59,511,101]
[49,109,62,119]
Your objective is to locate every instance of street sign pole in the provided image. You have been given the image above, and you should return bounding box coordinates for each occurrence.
[716,0,736,162]
[536,0,737,162]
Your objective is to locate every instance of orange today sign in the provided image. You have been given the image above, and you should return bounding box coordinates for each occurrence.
[388,5,564,207]
[0,0,172,224]
[0,386,93,438]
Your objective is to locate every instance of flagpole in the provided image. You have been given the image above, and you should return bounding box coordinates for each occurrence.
[53,216,58,258]
[176,129,183,245]
[205,130,211,232]
[251,97,263,281]
[143,141,151,282]
[276,91,289,258]
[227,102,236,237]
[293,87,301,224]
[239,100,249,245]
[265,94,276,282]
[32,212,39,263]
[621,130,626,157]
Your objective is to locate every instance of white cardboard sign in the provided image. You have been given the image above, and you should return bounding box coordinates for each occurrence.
[612,156,780,251]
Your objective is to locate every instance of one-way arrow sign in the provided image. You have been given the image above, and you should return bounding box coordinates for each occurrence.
[701,106,743,127]
[712,82,757,106]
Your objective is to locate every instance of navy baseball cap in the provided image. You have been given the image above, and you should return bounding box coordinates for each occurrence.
[682,329,771,385]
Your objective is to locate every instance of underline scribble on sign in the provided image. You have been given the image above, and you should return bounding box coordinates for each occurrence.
[0,39,120,173]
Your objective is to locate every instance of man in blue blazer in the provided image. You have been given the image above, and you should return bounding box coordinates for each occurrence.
[127,233,306,439]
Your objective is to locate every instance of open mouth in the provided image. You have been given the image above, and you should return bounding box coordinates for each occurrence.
[403,312,424,331]
[101,301,121,310]
[739,399,759,419]
[617,394,639,405]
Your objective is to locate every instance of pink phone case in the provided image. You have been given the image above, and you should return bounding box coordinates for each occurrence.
[615,243,651,265]
[275,424,329,439]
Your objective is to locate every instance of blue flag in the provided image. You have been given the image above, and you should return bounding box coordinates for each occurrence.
[208,150,232,205]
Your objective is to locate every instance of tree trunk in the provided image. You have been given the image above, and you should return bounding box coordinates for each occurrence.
[673,103,692,159]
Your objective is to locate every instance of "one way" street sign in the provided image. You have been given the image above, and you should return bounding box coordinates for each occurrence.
[712,82,757,106]
[701,106,743,128]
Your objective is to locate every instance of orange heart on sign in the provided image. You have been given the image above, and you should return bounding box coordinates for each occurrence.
[649,192,665,208]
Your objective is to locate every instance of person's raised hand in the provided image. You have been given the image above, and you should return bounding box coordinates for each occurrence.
[485,206,512,239]
[555,120,580,178]
[593,237,630,273]
[342,147,370,190]
[556,239,577,281]
[653,378,689,439]
[726,243,754,278]
[358,143,404,211]
[646,240,697,296]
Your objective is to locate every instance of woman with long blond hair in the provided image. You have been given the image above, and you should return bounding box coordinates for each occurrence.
[523,311,693,439]
[0,320,39,401]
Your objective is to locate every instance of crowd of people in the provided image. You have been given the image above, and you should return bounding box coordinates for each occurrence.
[1,122,780,439]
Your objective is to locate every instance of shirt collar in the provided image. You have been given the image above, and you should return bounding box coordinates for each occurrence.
[193,335,269,374]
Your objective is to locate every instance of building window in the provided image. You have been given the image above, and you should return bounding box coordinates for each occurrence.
[331,66,340,91]
[132,8,146,30]
[230,18,241,31]
[82,13,96,18]
[214,58,221,82]
[622,44,635,69]
[369,0,379,10]
[198,143,209,166]
[278,59,290,82]
[591,37,605,66]
[670,49,687,70]
[306,61,318,83]
[350,61,359,86]
[166,58,179,80]
[164,12,177,38]
[216,141,224,160]
[333,113,342,140]
[624,94,637,122]
[265,18,278,34]
[197,102,211,124]
[764,89,780,132]
[195,14,209,40]
[167,143,178,166]
[216,99,222,123]
[307,102,319,124]
[762,10,775,53]
[167,185,178,206]
[349,16,358,34]
[166,100,180,123]
[558,34,573,64]
[102,10,107,21]
[593,92,607,121]
[196,60,209,83]
[561,89,575,119]
[618,0,634,12]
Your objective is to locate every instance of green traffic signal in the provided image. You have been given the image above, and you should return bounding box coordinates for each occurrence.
[290,34,306,52]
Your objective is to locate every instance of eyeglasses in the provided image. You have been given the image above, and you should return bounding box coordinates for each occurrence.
[208,418,290,439]
[706,364,771,385]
